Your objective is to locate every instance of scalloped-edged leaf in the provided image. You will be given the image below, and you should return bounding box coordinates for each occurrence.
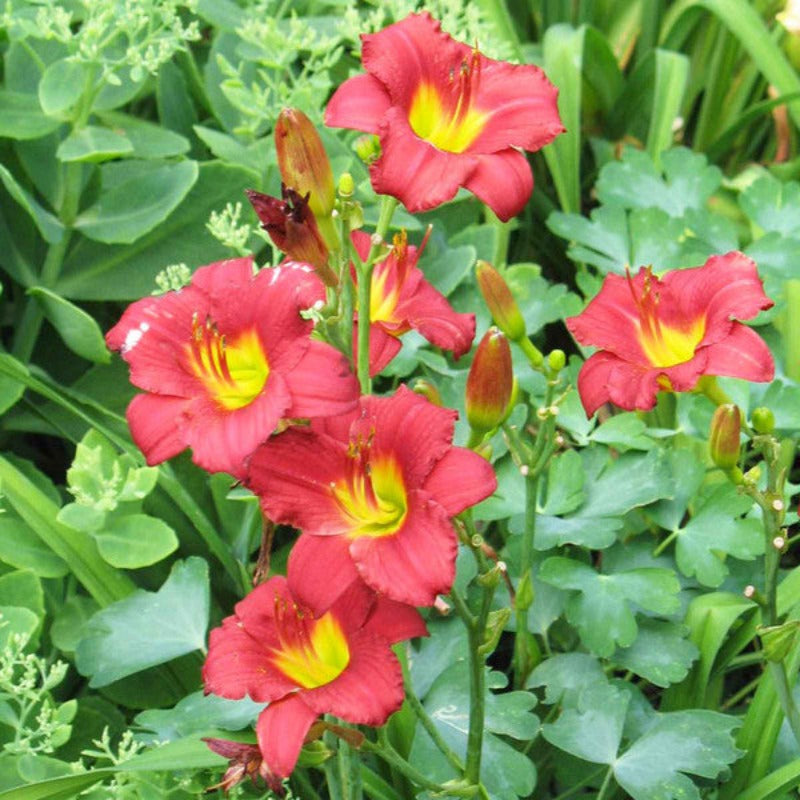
[612,620,698,688]
[740,173,800,237]
[527,652,606,705]
[75,557,209,687]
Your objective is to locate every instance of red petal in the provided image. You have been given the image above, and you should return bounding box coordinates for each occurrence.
[126,393,187,465]
[462,149,534,221]
[576,351,618,417]
[422,446,497,515]
[184,371,292,477]
[283,340,359,419]
[302,631,404,725]
[360,12,470,107]
[702,323,775,382]
[367,386,458,488]
[190,257,255,296]
[370,107,473,213]
[324,74,392,134]
[366,324,403,377]
[248,428,352,535]
[287,534,361,613]
[256,696,318,779]
[349,494,457,606]
[469,61,565,153]
[363,596,428,643]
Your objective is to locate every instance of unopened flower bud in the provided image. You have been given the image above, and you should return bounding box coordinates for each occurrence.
[353,134,381,164]
[466,328,514,435]
[745,465,762,484]
[275,108,335,220]
[548,349,566,373]
[752,406,775,434]
[338,172,355,198]
[709,403,741,471]
[412,378,442,406]
[475,260,526,342]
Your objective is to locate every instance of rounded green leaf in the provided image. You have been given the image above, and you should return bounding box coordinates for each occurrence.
[27,287,111,364]
[94,514,178,569]
[38,59,85,117]
[73,159,199,244]
[56,126,134,163]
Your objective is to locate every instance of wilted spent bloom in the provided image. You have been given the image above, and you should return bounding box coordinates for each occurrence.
[275,108,338,251]
[246,186,337,287]
[476,260,526,342]
[466,327,513,435]
[204,738,283,795]
[709,404,741,471]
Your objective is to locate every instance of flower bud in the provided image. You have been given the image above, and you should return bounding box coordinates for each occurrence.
[709,403,741,471]
[548,349,566,373]
[338,172,355,198]
[466,327,514,435]
[412,378,442,406]
[752,406,775,434]
[275,108,335,219]
[353,134,381,165]
[475,261,526,342]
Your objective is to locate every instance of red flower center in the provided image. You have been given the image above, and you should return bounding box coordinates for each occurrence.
[628,270,706,368]
[408,50,487,153]
[270,598,350,689]
[186,316,269,410]
[332,432,408,538]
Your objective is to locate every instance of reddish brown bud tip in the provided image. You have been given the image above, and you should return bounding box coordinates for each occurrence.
[709,403,741,470]
[475,261,526,341]
[466,327,513,435]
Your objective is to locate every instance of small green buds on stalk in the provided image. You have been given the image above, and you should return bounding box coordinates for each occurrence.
[709,403,741,471]
[275,108,339,251]
[476,261,526,342]
[466,327,513,436]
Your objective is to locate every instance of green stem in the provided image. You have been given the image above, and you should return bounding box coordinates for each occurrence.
[513,471,540,688]
[354,196,398,393]
[404,684,464,775]
[653,528,680,557]
[486,207,512,270]
[769,661,800,746]
[363,735,444,793]
[551,765,608,800]
[596,766,615,800]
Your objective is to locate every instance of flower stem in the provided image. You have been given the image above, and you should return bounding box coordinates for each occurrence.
[404,685,464,774]
[596,766,615,800]
[354,195,398,393]
[364,733,444,793]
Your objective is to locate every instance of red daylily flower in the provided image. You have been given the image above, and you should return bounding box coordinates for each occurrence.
[202,574,426,784]
[352,230,475,375]
[106,259,359,476]
[247,385,497,607]
[325,12,564,220]
[566,252,774,417]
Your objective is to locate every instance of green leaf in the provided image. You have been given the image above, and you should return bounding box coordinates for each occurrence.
[0,769,111,800]
[57,162,254,300]
[541,449,585,515]
[589,413,660,451]
[27,287,110,363]
[612,620,699,688]
[75,557,209,687]
[0,164,63,245]
[50,595,99,654]
[73,160,199,244]
[614,710,741,800]
[740,173,800,237]
[98,112,190,159]
[0,90,60,140]
[504,265,581,335]
[0,606,40,648]
[418,242,476,298]
[409,662,538,800]
[527,652,606,705]
[674,483,763,587]
[542,683,629,763]
[135,690,263,741]
[193,124,268,178]
[56,126,134,163]
[38,59,85,117]
[93,513,178,569]
[539,557,681,656]
[647,50,689,164]
[534,514,621,550]
[0,569,44,617]
[737,757,800,800]
[0,518,68,578]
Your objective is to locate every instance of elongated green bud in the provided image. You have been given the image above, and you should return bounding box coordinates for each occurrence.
[475,261,526,342]
[466,327,514,435]
[412,378,442,406]
[709,403,741,470]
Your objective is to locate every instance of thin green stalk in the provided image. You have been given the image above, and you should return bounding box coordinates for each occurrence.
[769,661,800,746]
[404,686,464,774]
[363,735,444,794]
[513,471,539,688]
[551,765,608,800]
[354,196,398,393]
[653,528,680,557]
[596,766,615,800]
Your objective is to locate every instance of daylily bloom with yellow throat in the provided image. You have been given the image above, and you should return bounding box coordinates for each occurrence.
[106,259,359,477]
[325,12,564,220]
[351,229,475,375]
[202,573,426,785]
[566,252,774,417]
[247,386,497,607]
